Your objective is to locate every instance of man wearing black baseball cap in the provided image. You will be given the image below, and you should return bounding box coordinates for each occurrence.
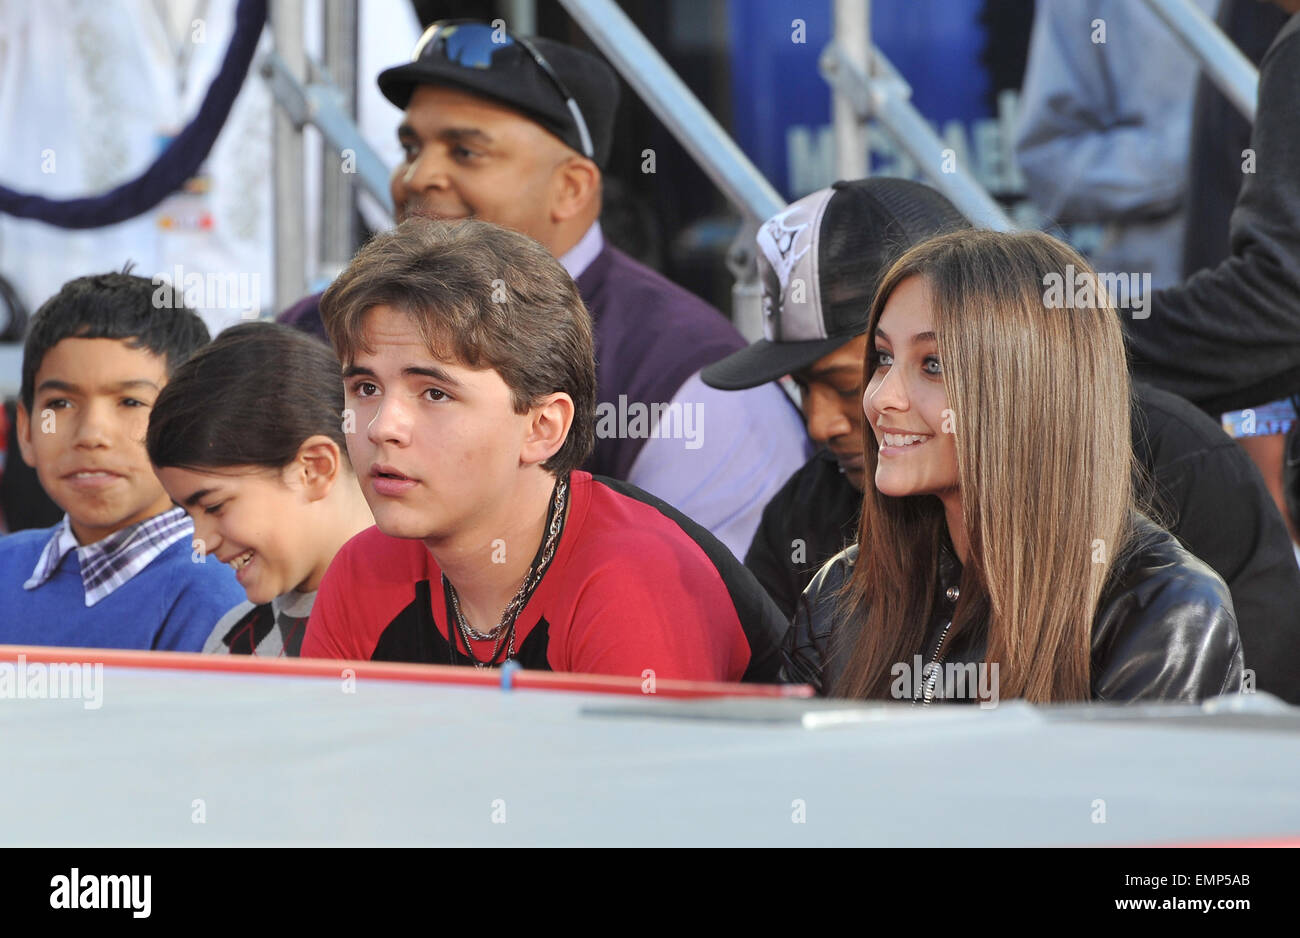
[705,177,1300,702]
[280,19,808,558]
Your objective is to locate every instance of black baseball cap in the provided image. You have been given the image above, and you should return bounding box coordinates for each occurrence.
[701,178,970,391]
[378,20,621,168]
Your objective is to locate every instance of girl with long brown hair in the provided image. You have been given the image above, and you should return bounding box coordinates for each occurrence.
[781,229,1244,703]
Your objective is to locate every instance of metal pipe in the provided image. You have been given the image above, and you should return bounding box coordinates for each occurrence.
[270,0,307,314]
[261,52,395,216]
[832,0,870,180]
[871,80,1016,231]
[1141,0,1257,122]
[821,42,1015,231]
[557,0,784,225]
[320,0,358,273]
[500,0,537,36]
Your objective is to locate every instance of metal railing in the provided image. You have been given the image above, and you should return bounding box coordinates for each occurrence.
[264,0,1019,335]
[821,35,1016,232]
[557,0,786,341]
[269,0,307,315]
[1141,0,1259,122]
[832,0,870,181]
[261,0,1260,336]
[562,0,1019,253]
[265,0,394,314]
[821,0,1263,234]
[557,0,785,226]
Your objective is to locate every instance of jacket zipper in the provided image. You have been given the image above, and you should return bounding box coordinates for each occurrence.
[919,619,954,706]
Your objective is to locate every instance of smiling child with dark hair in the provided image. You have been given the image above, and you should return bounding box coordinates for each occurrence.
[0,271,244,650]
[148,321,375,656]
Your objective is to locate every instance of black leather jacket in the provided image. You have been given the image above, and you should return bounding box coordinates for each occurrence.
[780,512,1245,702]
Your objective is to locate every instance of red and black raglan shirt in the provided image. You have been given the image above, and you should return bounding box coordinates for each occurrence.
[301,471,788,682]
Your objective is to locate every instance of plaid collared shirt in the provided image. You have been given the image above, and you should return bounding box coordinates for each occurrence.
[23,507,194,607]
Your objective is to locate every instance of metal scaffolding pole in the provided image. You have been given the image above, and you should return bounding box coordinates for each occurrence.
[261,53,395,218]
[500,0,537,36]
[270,0,307,314]
[320,0,358,274]
[557,0,783,226]
[821,42,1015,232]
[557,0,785,341]
[1142,0,1258,122]
[832,0,870,180]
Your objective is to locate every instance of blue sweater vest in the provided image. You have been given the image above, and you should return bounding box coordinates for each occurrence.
[0,526,245,651]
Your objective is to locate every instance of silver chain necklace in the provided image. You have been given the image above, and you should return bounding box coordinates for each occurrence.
[448,584,516,666]
[445,477,568,668]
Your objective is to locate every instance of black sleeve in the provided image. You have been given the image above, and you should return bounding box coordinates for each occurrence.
[1124,20,1300,414]
[777,549,857,696]
[744,494,801,622]
[779,583,826,695]
[1092,571,1244,704]
[1151,444,1300,703]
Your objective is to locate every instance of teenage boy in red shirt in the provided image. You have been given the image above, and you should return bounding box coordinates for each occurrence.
[301,219,787,682]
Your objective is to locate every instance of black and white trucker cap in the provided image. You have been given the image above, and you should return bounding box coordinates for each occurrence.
[701,178,969,390]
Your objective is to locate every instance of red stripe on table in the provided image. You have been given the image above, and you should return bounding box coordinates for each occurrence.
[0,645,813,699]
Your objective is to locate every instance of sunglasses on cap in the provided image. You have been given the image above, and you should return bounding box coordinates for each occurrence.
[409,19,595,160]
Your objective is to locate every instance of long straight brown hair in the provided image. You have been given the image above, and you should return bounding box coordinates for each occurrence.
[832,230,1138,702]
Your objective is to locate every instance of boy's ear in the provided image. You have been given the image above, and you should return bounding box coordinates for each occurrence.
[14,402,37,468]
[292,435,346,501]
[521,393,574,467]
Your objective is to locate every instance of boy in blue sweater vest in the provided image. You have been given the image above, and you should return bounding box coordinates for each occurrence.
[0,271,244,650]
